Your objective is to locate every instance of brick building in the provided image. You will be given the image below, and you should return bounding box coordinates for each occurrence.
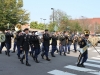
[76,18,100,34]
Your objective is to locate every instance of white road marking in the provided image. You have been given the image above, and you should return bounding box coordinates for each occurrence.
[64,65,100,75]
[48,70,76,75]
[84,63,100,68]
[91,57,100,60]
[87,59,100,63]
[92,50,100,52]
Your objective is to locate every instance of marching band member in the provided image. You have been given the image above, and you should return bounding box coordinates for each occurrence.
[73,35,78,52]
[59,31,67,56]
[5,29,13,56]
[41,29,51,61]
[29,31,35,56]
[66,34,72,54]
[0,31,6,54]
[16,30,22,59]
[12,32,17,53]
[51,32,58,57]
[31,32,40,63]
[20,28,31,66]
[77,30,91,67]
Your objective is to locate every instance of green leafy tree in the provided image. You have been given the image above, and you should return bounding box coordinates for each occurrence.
[30,21,45,30]
[0,0,30,31]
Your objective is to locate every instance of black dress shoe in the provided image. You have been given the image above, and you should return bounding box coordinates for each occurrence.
[5,51,7,55]
[32,56,36,61]
[26,61,31,66]
[12,51,15,53]
[41,54,44,59]
[75,50,77,53]
[35,58,39,63]
[52,55,56,57]
[64,53,66,56]
[20,59,24,64]
[46,57,51,61]
[77,64,81,67]
[8,54,10,57]
[81,64,85,67]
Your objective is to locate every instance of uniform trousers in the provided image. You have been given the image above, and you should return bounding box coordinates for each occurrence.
[78,50,88,64]
[17,45,20,56]
[6,43,11,53]
[34,48,40,58]
[51,45,57,55]
[66,44,70,52]
[43,45,49,57]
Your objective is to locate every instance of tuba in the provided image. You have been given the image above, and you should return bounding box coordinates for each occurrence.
[15,24,22,31]
[84,29,90,35]
[0,33,5,42]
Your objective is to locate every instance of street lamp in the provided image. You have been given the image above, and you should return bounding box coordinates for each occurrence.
[43,19,46,29]
[40,18,42,23]
[51,8,54,25]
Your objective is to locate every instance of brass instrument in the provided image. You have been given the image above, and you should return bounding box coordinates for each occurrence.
[0,33,5,42]
[15,24,22,31]
[84,29,90,35]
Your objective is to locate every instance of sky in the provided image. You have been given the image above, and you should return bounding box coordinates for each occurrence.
[23,0,100,23]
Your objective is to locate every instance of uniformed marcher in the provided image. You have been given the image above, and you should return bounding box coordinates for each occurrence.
[73,35,78,52]
[51,32,58,57]
[5,29,13,56]
[59,31,67,56]
[77,30,91,67]
[41,29,51,61]
[66,34,72,54]
[0,31,6,54]
[30,32,40,63]
[12,32,17,53]
[29,31,35,56]
[16,30,22,59]
[20,28,31,66]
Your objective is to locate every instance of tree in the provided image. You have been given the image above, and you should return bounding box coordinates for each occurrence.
[30,21,45,30]
[50,9,70,27]
[48,22,55,32]
[0,0,30,31]
[70,21,82,32]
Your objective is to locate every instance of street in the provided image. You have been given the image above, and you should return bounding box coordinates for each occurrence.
[0,44,100,75]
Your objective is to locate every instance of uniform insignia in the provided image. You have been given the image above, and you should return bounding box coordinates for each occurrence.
[24,37,26,39]
[82,42,84,45]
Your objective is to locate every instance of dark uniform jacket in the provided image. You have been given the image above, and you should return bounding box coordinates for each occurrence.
[79,39,87,48]
[30,35,40,49]
[59,34,66,46]
[67,35,72,45]
[20,34,31,51]
[73,36,78,44]
[43,33,51,46]
[51,35,58,46]
[16,34,22,46]
[5,32,13,44]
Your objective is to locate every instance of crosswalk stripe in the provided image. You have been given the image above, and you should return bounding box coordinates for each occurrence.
[91,57,100,60]
[64,65,100,75]
[84,63,100,68]
[87,59,100,63]
[48,70,76,75]
[92,50,100,52]
[97,56,100,57]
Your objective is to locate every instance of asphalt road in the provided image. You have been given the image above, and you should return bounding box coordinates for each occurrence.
[0,44,100,75]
